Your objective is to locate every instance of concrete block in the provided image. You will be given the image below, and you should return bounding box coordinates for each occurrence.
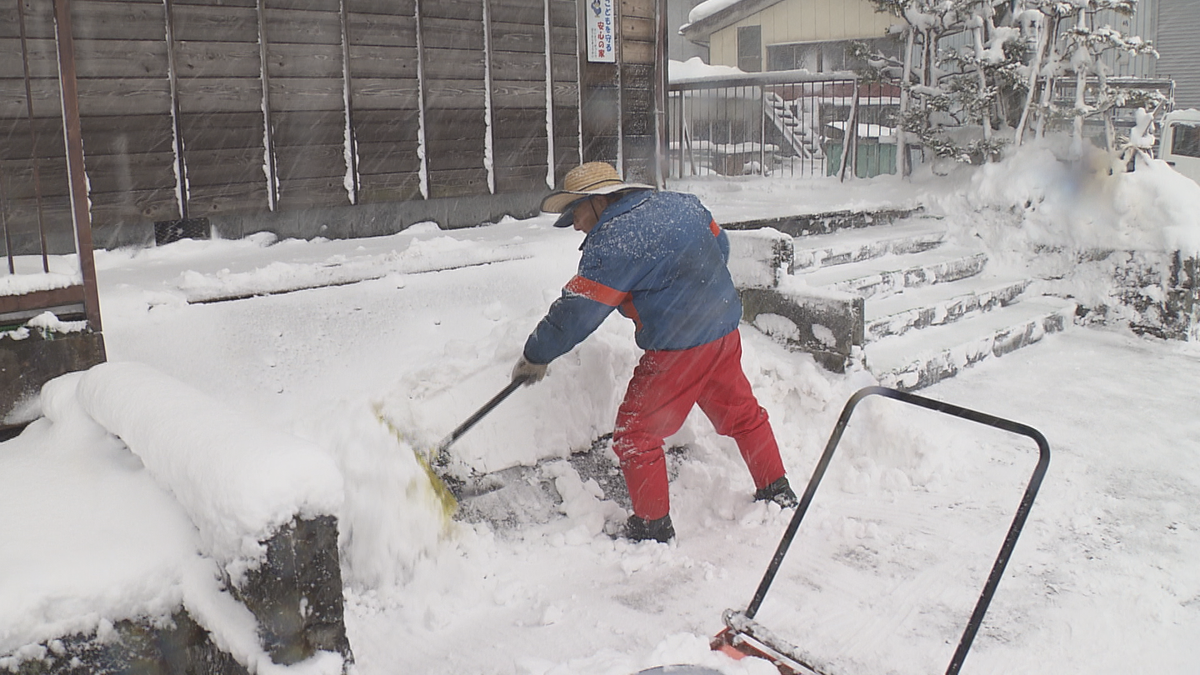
[727,228,793,289]
[233,516,351,666]
[0,329,106,429]
[740,285,864,372]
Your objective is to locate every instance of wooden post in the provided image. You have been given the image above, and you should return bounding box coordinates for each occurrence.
[653,0,667,187]
[414,0,429,199]
[163,0,189,221]
[482,0,496,195]
[257,0,279,210]
[542,0,555,188]
[339,0,359,204]
[1,165,13,274]
[51,0,103,332]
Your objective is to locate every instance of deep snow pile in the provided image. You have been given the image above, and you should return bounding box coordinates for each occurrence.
[2,143,1200,674]
[954,141,1200,255]
[0,364,346,674]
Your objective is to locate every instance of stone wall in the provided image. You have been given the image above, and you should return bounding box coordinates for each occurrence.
[2,516,351,674]
[1069,249,1200,341]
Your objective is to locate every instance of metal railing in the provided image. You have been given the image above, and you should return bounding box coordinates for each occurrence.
[667,70,901,180]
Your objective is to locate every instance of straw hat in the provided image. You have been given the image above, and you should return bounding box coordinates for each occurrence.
[541,162,653,227]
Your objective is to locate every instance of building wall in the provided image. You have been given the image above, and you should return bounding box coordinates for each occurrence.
[707,0,901,69]
[667,0,707,62]
[1093,0,1197,109]
[1096,0,1158,79]
[578,0,664,184]
[0,0,660,248]
[1156,0,1200,109]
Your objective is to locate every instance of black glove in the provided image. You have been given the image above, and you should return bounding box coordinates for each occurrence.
[511,355,548,385]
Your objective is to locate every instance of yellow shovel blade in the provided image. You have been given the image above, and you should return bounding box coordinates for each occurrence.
[373,405,458,521]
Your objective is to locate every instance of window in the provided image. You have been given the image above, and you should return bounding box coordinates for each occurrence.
[1170,123,1200,159]
[767,43,822,72]
[767,37,901,73]
[737,26,762,72]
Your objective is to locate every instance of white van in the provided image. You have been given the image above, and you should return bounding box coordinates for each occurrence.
[1160,109,1200,184]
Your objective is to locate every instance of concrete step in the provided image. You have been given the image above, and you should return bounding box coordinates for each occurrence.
[798,245,989,299]
[864,275,1031,343]
[723,206,923,237]
[793,218,948,270]
[864,295,1077,391]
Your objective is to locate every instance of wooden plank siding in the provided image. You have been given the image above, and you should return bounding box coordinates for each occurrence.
[262,0,351,209]
[0,0,661,247]
[345,0,422,203]
[548,0,580,185]
[0,0,72,257]
[575,0,660,184]
[72,0,180,229]
[170,0,270,216]
[490,0,551,193]
[419,0,489,199]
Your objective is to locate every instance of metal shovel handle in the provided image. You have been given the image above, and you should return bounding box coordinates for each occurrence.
[432,377,528,467]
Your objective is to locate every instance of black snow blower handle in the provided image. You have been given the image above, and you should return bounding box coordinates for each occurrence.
[741,386,1050,675]
[432,376,529,468]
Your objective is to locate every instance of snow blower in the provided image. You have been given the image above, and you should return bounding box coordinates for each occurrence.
[709,386,1051,675]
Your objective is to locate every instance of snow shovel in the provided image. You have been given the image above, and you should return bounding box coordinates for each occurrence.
[377,376,530,519]
[711,386,1050,675]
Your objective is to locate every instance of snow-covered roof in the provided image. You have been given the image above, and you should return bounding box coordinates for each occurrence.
[679,0,786,44]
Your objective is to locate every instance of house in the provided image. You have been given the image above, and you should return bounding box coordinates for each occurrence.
[672,0,903,179]
[681,0,1198,109]
[678,0,904,73]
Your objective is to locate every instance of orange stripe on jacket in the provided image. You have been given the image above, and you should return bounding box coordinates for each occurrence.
[710,219,721,237]
[565,275,628,307]
[620,298,643,331]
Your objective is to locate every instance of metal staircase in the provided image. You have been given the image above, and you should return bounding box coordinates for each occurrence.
[764,92,823,160]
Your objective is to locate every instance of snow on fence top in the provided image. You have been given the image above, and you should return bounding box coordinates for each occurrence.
[74,362,344,579]
[0,255,82,297]
[668,57,745,84]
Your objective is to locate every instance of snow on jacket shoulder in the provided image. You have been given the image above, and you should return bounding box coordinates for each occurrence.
[523,190,742,365]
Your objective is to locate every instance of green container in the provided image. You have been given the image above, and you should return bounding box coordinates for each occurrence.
[826,139,897,178]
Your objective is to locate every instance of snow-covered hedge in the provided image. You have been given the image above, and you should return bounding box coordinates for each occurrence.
[75,361,344,580]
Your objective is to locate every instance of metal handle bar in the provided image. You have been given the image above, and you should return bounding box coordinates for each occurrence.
[742,386,1050,675]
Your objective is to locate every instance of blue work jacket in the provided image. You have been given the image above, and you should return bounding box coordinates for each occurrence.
[523,189,742,365]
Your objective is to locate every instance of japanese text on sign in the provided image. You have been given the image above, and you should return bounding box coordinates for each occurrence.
[587,0,616,63]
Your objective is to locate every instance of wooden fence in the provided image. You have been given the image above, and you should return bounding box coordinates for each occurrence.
[0,0,673,250]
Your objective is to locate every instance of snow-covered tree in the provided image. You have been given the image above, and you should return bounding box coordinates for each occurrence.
[1012,0,1159,158]
[860,0,1024,174]
[858,0,1159,175]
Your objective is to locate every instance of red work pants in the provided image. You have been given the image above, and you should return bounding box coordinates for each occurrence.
[613,328,785,521]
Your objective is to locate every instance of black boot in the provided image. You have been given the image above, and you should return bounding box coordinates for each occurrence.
[623,514,675,543]
[755,476,798,508]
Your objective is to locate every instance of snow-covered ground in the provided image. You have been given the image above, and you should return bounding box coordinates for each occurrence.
[3,145,1200,674]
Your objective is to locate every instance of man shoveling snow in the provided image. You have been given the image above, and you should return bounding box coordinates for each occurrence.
[512,162,799,543]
